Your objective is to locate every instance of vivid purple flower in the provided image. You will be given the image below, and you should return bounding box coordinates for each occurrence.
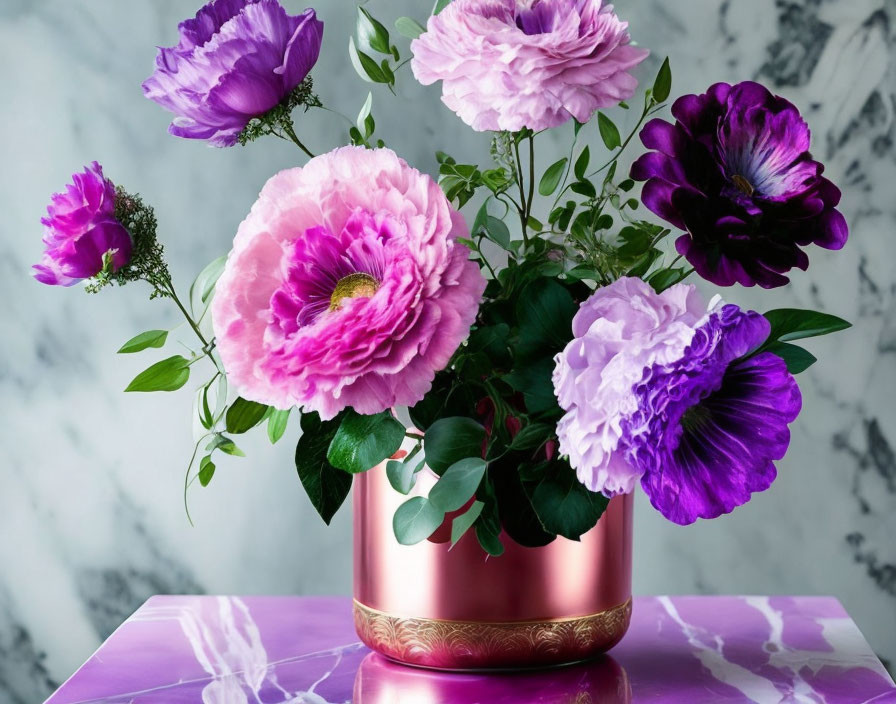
[142,0,323,147]
[33,162,132,287]
[212,147,486,420]
[631,81,848,288]
[411,0,648,132]
[625,305,802,524]
[553,277,802,523]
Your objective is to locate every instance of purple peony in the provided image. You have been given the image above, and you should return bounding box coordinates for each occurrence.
[212,147,486,420]
[33,162,132,287]
[631,81,848,288]
[624,305,801,524]
[553,277,802,524]
[142,0,323,147]
[411,0,648,132]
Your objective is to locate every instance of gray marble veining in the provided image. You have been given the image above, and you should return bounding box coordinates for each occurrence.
[2,1,894,701]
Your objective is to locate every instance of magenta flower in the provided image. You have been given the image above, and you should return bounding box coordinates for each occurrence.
[142,0,323,147]
[553,277,802,524]
[33,162,132,287]
[411,0,648,132]
[212,147,486,419]
[631,81,848,288]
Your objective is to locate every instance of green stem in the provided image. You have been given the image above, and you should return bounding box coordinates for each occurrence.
[513,139,530,248]
[526,134,536,227]
[281,121,316,159]
[476,236,500,283]
[588,101,664,178]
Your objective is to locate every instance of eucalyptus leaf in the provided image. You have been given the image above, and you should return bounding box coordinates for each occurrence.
[450,501,484,547]
[118,330,168,354]
[386,454,424,495]
[485,216,512,251]
[226,397,270,434]
[424,417,486,474]
[539,158,568,196]
[296,412,352,525]
[124,356,190,393]
[393,497,445,545]
[327,410,405,474]
[429,458,487,513]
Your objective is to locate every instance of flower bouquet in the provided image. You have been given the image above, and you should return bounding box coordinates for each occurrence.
[37,0,851,669]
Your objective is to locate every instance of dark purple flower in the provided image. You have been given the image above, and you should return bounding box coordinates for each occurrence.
[631,81,848,288]
[624,304,802,524]
[142,0,323,147]
[33,162,132,287]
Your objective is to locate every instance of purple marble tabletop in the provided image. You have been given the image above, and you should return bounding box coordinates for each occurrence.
[45,596,896,704]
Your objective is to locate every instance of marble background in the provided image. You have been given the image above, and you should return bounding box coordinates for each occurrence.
[1,0,893,700]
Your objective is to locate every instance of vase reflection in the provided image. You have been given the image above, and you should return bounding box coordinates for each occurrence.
[352,652,631,704]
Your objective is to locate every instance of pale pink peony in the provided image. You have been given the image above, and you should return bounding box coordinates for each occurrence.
[552,277,712,495]
[411,0,649,132]
[212,147,486,419]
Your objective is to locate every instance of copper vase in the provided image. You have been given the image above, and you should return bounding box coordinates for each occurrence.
[352,465,633,670]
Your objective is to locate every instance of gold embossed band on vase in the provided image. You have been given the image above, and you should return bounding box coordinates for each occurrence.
[353,465,634,670]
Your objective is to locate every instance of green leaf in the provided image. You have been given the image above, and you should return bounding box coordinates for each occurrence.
[597,112,621,150]
[485,216,512,251]
[395,16,426,39]
[357,6,391,55]
[393,497,445,545]
[539,158,568,196]
[118,329,168,354]
[648,267,688,293]
[764,342,818,374]
[327,410,405,474]
[423,417,486,474]
[529,462,609,540]
[124,356,191,393]
[510,423,553,451]
[267,408,291,445]
[198,456,216,487]
[225,397,270,435]
[574,146,590,181]
[504,358,559,416]
[190,255,227,312]
[429,458,487,512]
[349,37,387,83]
[475,524,504,556]
[763,309,852,345]
[386,453,425,495]
[356,92,373,135]
[515,279,577,362]
[207,434,246,457]
[296,412,353,525]
[450,501,484,547]
[433,0,453,14]
[652,57,672,103]
[570,180,597,199]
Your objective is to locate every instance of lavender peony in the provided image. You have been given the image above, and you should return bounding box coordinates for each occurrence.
[142,0,323,147]
[212,147,486,419]
[33,162,132,287]
[411,0,648,132]
[631,81,848,288]
[553,277,802,524]
[552,277,708,496]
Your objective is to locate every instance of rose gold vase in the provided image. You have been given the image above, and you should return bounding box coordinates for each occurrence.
[352,465,633,670]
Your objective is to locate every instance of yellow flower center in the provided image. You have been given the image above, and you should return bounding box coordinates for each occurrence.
[731,174,755,196]
[329,273,380,311]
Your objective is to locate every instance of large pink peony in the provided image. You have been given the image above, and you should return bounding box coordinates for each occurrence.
[552,277,711,496]
[212,147,486,419]
[411,0,649,132]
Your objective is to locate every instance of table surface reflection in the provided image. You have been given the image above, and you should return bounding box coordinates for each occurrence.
[45,595,896,704]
